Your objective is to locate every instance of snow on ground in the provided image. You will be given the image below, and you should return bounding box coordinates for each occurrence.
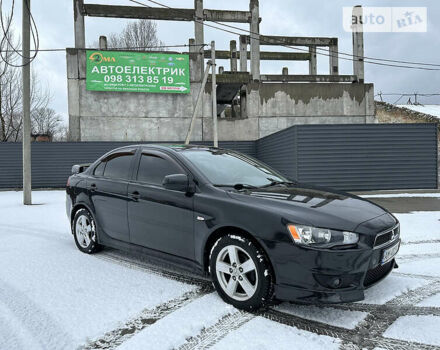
[361,193,440,198]
[1,190,440,349]
[0,191,196,349]
[397,258,440,278]
[417,293,440,307]
[399,242,440,256]
[210,316,341,350]
[394,211,440,243]
[117,293,235,350]
[383,315,440,346]
[397,104,440,119]
[275,304,368,329]
[361,274,429,305]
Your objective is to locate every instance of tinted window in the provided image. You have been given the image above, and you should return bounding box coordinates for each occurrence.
[94,162,105,176]
[180,149,288,187]
[103,153,134,180]
[137,154,184,185]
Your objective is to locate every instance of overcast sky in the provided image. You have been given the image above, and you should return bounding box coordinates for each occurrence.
[4,0,440,124]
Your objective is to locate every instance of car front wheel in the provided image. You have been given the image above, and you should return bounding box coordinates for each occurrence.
[209,234,274,311]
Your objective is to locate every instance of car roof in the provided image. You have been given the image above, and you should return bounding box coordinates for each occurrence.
[118,144,221,153]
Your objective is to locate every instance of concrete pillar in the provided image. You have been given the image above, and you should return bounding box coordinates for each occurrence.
[309,46,317,75]
[73,0,85,49]
[194,0,204,82]
[239,35,247,72]
[211,41,218,147]
[99,36,107,50]
[240,88,247,118]
[352,5,365,83]
[329,40,339,75]
[249,0,260,80]
[230,40,237,72]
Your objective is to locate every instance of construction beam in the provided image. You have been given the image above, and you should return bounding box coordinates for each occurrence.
[203,9,252,23]
[246,35,338,47]
[204,50,310,61]
[260,75,357,83]
[309,46,317,75]
[208,72,251,84]
[84,4,194,20]
[249,0,260,80]
[239,35,247,72]
[83,4,254,23]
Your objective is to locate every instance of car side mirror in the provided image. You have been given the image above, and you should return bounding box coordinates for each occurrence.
[163,174,194,193]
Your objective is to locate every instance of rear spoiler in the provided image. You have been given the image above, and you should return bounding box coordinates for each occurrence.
[71,164,91,174]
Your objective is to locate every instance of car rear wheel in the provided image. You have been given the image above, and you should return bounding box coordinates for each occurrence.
[72,208,102,254]
[209,234,274,311]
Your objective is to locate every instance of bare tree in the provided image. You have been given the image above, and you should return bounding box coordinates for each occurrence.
[0,19,54,142]
[106,20,165,50]
[31,107,62,139]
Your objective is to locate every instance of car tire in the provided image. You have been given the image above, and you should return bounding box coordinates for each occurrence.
[72,208,102,254]
[209,234,274,311]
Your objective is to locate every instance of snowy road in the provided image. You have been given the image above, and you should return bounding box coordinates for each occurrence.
[1,190,440,350]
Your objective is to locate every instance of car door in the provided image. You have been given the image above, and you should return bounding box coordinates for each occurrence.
[127,150,195,260]
[89,148,136,242]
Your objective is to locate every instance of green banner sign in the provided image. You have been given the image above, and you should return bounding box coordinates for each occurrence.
[86,50,190,94]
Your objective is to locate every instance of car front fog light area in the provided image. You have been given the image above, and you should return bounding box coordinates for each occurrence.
[287,224,359,248]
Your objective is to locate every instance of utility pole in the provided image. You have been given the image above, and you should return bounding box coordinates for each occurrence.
[211,41,218,147]
[22,0,32,205]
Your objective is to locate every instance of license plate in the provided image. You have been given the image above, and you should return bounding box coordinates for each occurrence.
[382,242,400,265]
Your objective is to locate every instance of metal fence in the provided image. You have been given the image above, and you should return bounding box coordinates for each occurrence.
[258,123,438,191]
[0,124,437,191]
[0,141,256,189]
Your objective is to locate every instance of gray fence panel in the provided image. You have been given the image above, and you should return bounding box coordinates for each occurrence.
[256,128,297,178]
[0,124,437,191]
[0,141,256,189]
[294,124,437,191]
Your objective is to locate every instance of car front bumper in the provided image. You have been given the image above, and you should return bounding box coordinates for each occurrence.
[265,238,400,304]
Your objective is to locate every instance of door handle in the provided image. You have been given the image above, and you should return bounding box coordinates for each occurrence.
[130,191,140,201]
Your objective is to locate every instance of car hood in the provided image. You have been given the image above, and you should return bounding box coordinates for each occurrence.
[226,183,395,233]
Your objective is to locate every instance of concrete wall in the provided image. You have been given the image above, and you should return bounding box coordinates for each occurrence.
[67,49,376,142]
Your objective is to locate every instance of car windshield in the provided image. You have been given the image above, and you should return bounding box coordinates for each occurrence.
[180,149,290,188]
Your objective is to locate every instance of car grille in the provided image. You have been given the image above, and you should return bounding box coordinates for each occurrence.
[374,225,400,247]
[364,259,395,287]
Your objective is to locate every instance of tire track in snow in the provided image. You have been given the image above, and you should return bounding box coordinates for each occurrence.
[80,287,211,350]
[401,239,440,245]
[96,250,212,288]
[399,253,440,261]
[177,311,255,350]
[0,279,75,349]
[86,246,440,349]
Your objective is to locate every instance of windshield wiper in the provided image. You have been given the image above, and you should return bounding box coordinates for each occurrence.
[214,184,259,190]
[259,180,296,188]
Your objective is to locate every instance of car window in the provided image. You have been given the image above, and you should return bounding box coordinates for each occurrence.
[102,152,134,180]
[94,161,105,176]
[137,153,184,186]
[180,149,288,187]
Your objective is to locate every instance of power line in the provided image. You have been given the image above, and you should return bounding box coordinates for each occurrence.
[131,0,440,71]
[0,43,207,53]
[0,0,39,67]
[375,93,440,97]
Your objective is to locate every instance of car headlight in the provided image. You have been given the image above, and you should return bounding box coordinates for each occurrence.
[287,224,359,248]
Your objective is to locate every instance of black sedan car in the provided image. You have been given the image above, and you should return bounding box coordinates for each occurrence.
[66,144,400,310]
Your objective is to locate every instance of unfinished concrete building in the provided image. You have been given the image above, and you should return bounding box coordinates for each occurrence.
[68,1,374,141]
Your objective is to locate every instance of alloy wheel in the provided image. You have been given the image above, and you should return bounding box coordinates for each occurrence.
[75,214,94,248]
[215,245,258,301]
